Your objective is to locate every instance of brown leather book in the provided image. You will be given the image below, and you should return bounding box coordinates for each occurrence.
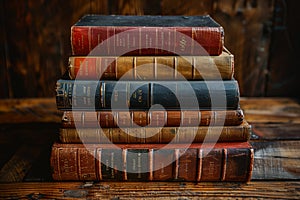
[59,120,251,144]
[50,142,254,182]
[68,50,234,80]
[61,109,244,128]
[71,15,224,56]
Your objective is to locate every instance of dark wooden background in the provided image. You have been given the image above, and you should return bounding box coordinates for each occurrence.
[0,0,299,98]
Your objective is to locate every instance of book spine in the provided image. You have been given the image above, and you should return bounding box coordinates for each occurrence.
[59,122,251,143]
[50,143,254,182]
[61,109,244,128]
[56,80,240,110]
[68,53,234,80]
[71,26,223,56]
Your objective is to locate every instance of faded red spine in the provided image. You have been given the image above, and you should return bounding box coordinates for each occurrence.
[71,26,223,56]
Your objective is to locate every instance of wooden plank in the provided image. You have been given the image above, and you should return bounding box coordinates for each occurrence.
[0,181,299,199]
[161,0,213,15]
[0,98,61,124]
[252,123,300,140]
[251,140,300,180]
[0,144,43,182]
[240,97,300,124]
[109,0,145,15]
[0,122,59,182]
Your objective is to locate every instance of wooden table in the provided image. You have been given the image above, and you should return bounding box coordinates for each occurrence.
[0,98,299,199]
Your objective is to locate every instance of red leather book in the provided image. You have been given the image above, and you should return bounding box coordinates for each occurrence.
[71,15,224,56]
[59,120,251,144]
[61,109,244,128]
[50,142,254,182]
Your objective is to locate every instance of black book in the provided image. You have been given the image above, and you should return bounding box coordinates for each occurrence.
[56,79,240,111]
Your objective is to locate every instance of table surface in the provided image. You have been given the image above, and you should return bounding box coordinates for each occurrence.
[0,97,299,199]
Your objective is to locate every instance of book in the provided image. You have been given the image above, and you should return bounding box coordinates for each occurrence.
[61,109,244,128]
[71,15,224,56]
[68,50,233,80]
[50,142,254,182]
[59,120,251,144]
[56,80,240,111]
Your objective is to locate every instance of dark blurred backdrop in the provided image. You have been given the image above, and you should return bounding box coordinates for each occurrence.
[0,0,299,98]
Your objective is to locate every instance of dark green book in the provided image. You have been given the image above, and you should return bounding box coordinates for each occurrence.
[56,80,240,110]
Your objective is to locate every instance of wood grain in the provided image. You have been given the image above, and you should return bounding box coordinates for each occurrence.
[212,0,274,96]
[0,181,299,199]
[240,97,300,124]
[0,98,61,124]
[251,140,300,180]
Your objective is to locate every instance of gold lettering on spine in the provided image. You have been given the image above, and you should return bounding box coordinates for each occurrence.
[145,33,149,49]
[180,111,184,126]
[111,152,115,179]
[139,27,142,54]
[96,58,100,79]
[113,57,117,80]
[197,149,203,181]
[149,149,153,180]
[248,149,254,182]
[100,82,104,108]
[123,149,127,181]
[114,111,119,128]
[113,27,116,55]
[154,57,157,79]
[127,33,130,50]
[126,82,130,108]
[155,28,158,54]
[174,57,178,79]
[106,27,109,54]
[198,110,202,127]
[191,27,195,55]
[149,111,152,127]
[97,33,101,51]
[174,149,179,179]
[161,30,164,54]
[81,112,85,126]
[164,111,167,127]
[137,153,142,178]
[88,27,91,53]
[213,111,217,125]
[168,30,171,52]
[173,28,176,53]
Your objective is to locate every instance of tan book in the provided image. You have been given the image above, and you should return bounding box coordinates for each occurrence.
[68,49,234,80]
[59,120,251,144]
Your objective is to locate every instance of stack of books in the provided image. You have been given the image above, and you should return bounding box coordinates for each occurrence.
[51,15,254,182]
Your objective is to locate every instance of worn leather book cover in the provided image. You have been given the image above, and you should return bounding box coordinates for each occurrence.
[59,120,251,143]
[61,108,244,128]
[68,50,233,80]
[56,80,240,111]
[50,142,254,182]
[71,15,224,56]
